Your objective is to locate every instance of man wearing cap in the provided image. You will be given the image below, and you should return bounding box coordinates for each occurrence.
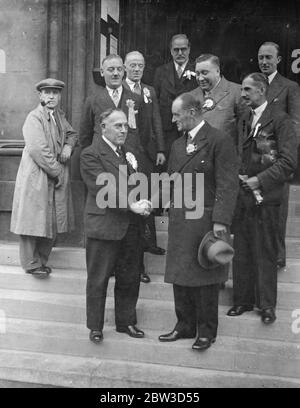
[227,73,297,324]
[10,78,78,277]
[158,92,239,351]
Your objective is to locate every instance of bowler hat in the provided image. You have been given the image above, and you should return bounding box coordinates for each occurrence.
[35,78,65,92]
[198,231,234,269]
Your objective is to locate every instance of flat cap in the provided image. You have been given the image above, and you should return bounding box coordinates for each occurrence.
[35,78,65,92]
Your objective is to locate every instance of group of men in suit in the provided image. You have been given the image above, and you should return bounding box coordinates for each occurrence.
[78,35,299,349]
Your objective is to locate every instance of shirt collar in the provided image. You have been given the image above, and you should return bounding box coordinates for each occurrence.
[126,78,141,91]
[252,100,268,119]
[106,85,123,96]
[174,60,188,73]
[267,70,277,84]
[188,120,205,141]
[102,135,119,155]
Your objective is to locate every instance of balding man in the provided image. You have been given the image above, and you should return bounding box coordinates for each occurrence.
[154,34,198,159]
[258,42,300,270]
[124,51,166,283]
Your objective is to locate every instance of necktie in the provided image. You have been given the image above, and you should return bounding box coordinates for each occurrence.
[133,82,141,95]
[186,132,193,145]
[116,146,126,161]
[112,89,119,106]
[177,65,183,78]
[247,110,254,133]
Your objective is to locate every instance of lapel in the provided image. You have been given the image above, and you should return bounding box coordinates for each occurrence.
[173,122,209,173]
[164,61,176,90]
[210,77,230,105]
[267,73,284,103]
[101,87,116,108]
[95,136,128,178]
[243,104,273,146]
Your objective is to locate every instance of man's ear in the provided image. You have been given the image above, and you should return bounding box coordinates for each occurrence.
[277,55,282,65]
[100,68,104,77]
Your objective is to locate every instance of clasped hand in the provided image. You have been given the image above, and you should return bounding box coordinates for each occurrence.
[130,199,152,216]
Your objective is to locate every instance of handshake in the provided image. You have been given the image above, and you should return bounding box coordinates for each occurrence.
[130,199,152,217]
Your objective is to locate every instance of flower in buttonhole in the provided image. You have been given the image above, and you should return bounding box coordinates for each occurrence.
[202,97,216,111]
[125,152,138,170]
[186,143,198,155]
[143,87,152,104]
[183,70,196,80]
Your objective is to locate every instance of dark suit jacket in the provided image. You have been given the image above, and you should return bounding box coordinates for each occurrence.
[237,104,298,207]
[79,85,142,154]
[123,80,165,163]
[165,122,239,287]
[80,136,141,240]
[189,77,247,146]
[267,72,300,140]
[153,60,198,131]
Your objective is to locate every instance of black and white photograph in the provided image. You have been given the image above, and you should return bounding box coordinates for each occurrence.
[0,0,299,390]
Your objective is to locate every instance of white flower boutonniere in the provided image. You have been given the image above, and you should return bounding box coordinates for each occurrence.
[126,99,138,129]
[143,87,152,104]
[252,123,261,139]
[202,97,216,111]
[186,143,198,155]
[183,70,196,80]
[125,152,138,171]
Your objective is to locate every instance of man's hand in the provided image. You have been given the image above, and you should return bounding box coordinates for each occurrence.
[213,223,227,238]
[55,167,64,189]
[130,199,152,216]
[59,145,72,163]
[156,153,166,166]
[241,176,260,191]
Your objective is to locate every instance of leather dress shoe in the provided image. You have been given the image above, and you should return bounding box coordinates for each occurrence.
[42,265,52,274]
[145,246,166,255]
[116,325,145,338]
[227,305,253,316]
[261,308,276,324]
[89,330,103,344]
[158,330,195,342]
[192,337,216,351]
[25,266,49,278]
[140,272,151,283]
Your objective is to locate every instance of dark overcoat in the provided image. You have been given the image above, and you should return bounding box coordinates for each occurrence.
[165,122,239,287]
[266,72,300,140]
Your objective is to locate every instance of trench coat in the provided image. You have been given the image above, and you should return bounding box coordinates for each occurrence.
[10,104,78,238]
[164,121,239,287]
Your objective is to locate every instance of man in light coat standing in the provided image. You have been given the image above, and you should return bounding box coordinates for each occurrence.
[11,78,78,277]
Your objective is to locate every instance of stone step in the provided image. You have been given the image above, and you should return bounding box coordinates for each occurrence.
[0,348,299,388]
[0,267,299,309]
[0,286,299,343]
[0,318,300,381]
[1,239,300,270]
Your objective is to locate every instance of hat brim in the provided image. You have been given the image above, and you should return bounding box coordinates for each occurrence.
[198,231,234,270]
